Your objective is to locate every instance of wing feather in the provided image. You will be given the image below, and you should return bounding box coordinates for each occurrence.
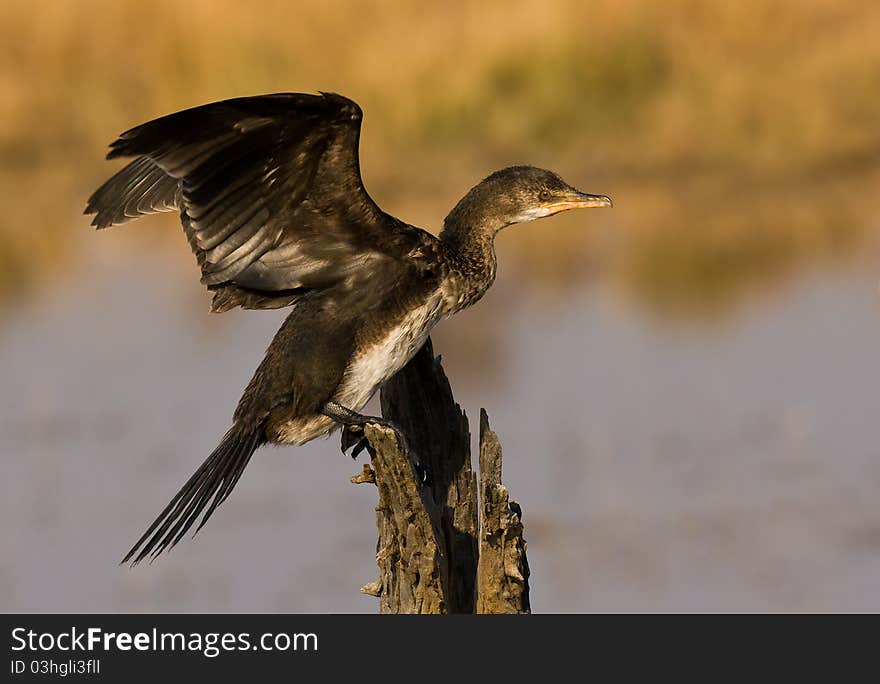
[86,92,435,310]
[85,156,179,229]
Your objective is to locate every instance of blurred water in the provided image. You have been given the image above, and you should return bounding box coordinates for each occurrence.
[2,240,880,613]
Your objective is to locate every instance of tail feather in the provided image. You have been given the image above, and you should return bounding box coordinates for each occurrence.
[123,428,264,565]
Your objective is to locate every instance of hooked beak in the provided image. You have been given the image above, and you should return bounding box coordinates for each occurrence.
[547,191,613,213]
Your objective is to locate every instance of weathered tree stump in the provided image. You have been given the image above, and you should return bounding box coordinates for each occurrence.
[476,410,530,613]
[351,337,530,614]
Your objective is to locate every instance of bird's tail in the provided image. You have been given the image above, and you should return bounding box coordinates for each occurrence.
[123,427,264,566]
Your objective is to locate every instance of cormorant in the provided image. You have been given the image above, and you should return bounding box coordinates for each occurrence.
[85,92,612,564]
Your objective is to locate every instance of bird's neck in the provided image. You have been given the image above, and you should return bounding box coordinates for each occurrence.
[439,216,500,312]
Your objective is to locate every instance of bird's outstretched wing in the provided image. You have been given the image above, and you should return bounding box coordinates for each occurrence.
[85,92,426,311]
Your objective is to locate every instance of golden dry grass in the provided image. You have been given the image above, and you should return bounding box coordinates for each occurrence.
[1,0,879,317]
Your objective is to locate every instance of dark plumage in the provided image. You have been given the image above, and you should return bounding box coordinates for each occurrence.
[85,92,611,564]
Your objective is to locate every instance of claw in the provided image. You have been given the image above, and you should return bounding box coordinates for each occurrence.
[339,420,429,487]
[350,436,370,460]
[340,424,375,460]
[338,417,413,463]
[413,458,431,487]
[340,424,364,454]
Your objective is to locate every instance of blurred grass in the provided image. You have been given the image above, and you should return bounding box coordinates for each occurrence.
[1,0,879,319]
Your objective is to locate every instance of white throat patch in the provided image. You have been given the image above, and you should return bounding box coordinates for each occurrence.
[513,206,552,223]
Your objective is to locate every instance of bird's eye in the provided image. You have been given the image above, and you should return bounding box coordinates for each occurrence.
[539,189,551,201]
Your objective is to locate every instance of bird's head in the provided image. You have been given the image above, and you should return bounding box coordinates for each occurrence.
[443,165,611,236]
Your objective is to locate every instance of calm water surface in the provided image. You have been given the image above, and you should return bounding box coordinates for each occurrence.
[2,241,880,612]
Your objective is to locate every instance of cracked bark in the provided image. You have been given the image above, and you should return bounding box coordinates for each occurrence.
[351,337,530,614]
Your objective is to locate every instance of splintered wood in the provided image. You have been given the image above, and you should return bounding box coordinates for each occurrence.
[351,337,530,614]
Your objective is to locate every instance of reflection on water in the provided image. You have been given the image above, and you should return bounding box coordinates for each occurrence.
[2,239,879,612]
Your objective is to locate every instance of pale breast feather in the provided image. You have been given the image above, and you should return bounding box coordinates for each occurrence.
[333,293,446,411]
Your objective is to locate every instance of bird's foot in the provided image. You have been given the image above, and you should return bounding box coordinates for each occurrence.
[340,424,370,459]
[324,402,424,484]
[340,423,429,487]
[340,422,432,487]
[339,417,409,459]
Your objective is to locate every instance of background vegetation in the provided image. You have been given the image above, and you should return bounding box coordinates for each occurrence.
[2,0,879,318]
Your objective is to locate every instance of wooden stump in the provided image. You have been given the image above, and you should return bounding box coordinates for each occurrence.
[351,338,530,614]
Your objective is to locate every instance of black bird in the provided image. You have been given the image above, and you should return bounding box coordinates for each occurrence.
[85,92,611,564]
